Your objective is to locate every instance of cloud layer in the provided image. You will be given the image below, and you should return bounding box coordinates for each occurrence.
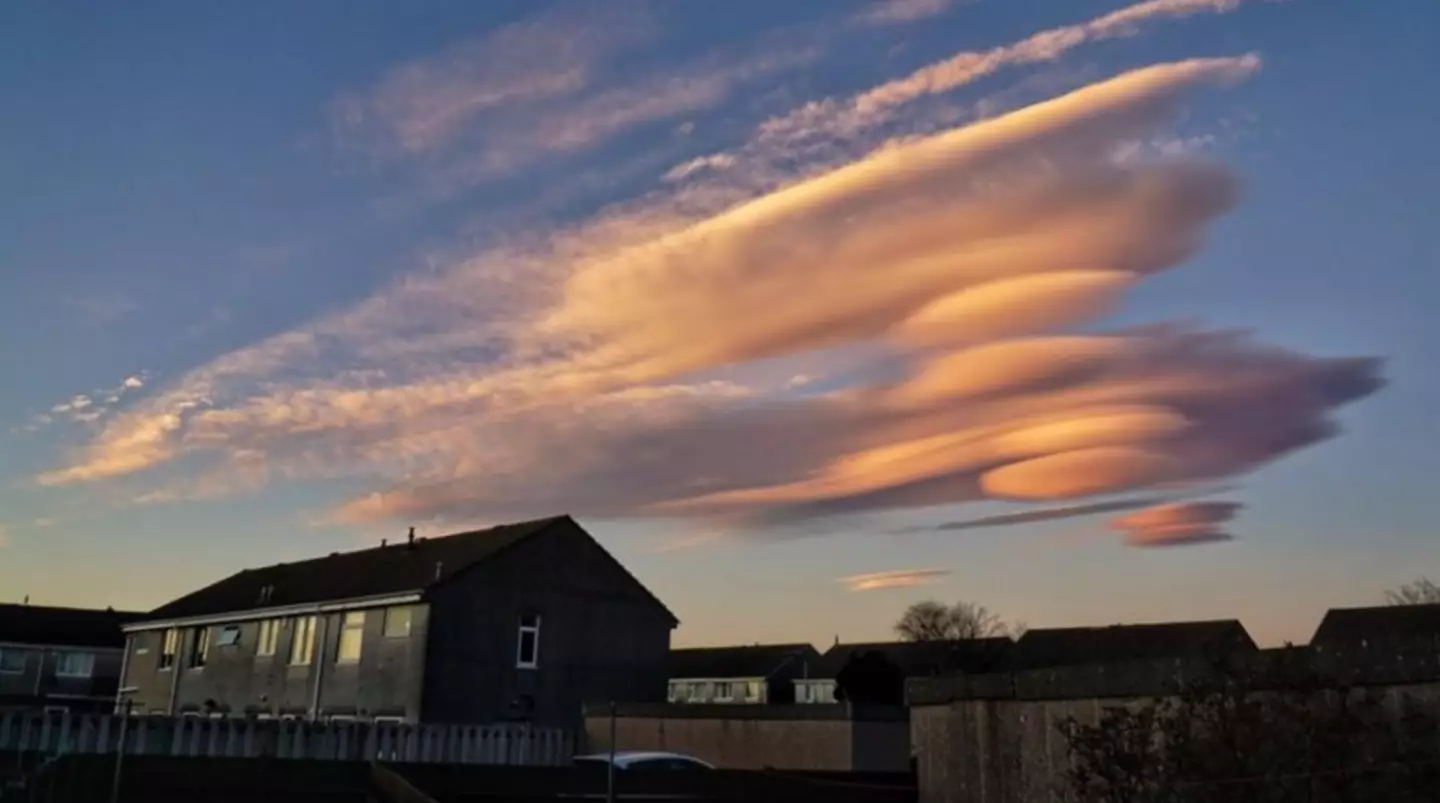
[1111,500,1241,546]
[36,7,1382,551]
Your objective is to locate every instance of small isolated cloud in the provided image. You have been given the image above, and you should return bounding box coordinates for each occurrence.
[855,0,955,26]
[839,568,952,592]
[123,376,145,390]
[1111,500,1240,547]
[64,294,138,326]
[32,518,56,529]
[903,498,1167,533]
[663,153,738,182]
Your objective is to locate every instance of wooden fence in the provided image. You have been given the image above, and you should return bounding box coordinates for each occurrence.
[0,710,574,765]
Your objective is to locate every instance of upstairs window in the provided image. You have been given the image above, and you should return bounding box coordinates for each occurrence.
[745,681,762,702]
[55,652,95,678]
[516,614,541,669]
[289,616,317,666]
[159,629,179,670]
[382,606,412,639]
[215,625,242,647]
[0,648,28,674]
[256,620,281,657]
[188,628,210,669]
[336,611,365,664]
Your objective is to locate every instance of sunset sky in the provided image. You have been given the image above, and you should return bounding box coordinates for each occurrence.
[3,0,1436,648]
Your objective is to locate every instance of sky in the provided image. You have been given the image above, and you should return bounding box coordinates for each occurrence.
[2,0,1437,649]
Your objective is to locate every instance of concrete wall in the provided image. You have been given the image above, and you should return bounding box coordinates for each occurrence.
[0,642,124,712]
[422,518,674,727]
[120,604,429,720]
[582,703,911,772]
[908,644,1440,803]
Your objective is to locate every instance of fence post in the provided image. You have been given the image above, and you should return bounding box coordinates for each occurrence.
[607,700,617,803]
[110,699,132,803]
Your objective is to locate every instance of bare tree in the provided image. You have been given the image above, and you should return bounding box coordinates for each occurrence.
[895,599,1018,641]
[1385,577,1440,606]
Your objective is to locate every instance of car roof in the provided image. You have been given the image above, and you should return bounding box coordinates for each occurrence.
[574,751,711,767]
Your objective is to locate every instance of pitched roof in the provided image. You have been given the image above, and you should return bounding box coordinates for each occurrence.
[1010,619,1256,671]
[0,604,144,648]
[667,643,820,680]
[1310,604,1440,647]
[810,638,1014,679]
[141,516,572,623]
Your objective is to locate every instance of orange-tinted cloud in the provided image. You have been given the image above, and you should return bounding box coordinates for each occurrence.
[1111,500,1241,547]
[838,569,952,592]
[35,52,1383,544]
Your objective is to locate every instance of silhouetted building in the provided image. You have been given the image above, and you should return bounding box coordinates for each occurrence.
[667,643,820,704]
[0,603,141,713]
[118,515,676,726]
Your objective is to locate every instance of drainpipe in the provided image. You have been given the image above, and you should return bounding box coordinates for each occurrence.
[114,637,132,714]
[308,615,330,721]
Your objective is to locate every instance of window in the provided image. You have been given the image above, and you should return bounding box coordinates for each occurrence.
[668,682,685,703]
[0,649,28,674]
[714,681,733,702]
[256,620,281,657]
[688,682,711,703]
[336,611,365,664]
[745,681,762,702]
[215,625,242,647]
[188,627,210,668]
[516,614,540,669]
[159,628,179,670]
[54,652,95,678]
[289,616,317,665]
[382,606,412,638]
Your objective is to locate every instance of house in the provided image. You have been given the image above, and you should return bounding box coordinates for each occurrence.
[1008,619,1257,671]
[118,516,676,726]
[794,638,1014,703]
[0,603,142,713]
[667,643,820,704]
[1310,603,1440,649]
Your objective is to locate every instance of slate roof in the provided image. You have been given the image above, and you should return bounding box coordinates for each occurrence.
[668,644,820,680]
[1310,604,1440,647]
[0,604,143,648]
[809,638,1014,679]
[140,515,673,625]
[1009,619,1256,671]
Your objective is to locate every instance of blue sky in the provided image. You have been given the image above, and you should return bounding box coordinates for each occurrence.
[2,0,1436,648]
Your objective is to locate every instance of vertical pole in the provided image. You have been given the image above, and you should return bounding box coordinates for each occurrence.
[109,698,131,803]
[606,701,616,803]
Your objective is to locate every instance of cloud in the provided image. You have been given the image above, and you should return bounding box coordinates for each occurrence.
[334,5,819,193]
[903,498,1167,533]
[123,376,145,390]
[64,294,138,326]
[663,153,739,182]
[839,568,951,591]
[854,0,956,26]
[759,0,1249,147]
[36,54,1381,541]
[1111,500,1240,547]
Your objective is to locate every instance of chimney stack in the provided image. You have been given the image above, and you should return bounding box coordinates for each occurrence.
[407,526,416,547]
[381,538,388,548]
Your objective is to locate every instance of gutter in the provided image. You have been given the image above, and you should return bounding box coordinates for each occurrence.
[123,592,423,633]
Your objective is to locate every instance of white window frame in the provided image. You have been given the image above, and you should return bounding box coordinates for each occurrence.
[745,680,762,702]
[516,614,540,669]
[0,648,28,675]
[382,606,412,639]
[256,619,281,657]
[188,627,210,669]
[54,651,95,679]
[159,628,179,670]
[335,611,365,664]
[289,616,317,666]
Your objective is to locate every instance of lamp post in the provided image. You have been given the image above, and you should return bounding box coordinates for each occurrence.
[111,687,138,803]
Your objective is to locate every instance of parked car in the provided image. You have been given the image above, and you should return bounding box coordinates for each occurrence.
[573,751,715,771]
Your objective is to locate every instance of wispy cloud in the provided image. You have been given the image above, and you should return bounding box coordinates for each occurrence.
[63,293,138,327]
[34,8,1379,546]
[839,568,952,591]
[854,0,956,27]
[333,4,819,196]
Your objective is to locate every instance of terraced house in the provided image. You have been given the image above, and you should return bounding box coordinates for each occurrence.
[118,516,676,726]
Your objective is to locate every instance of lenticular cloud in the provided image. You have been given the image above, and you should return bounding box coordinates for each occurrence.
[39,56,1384,550]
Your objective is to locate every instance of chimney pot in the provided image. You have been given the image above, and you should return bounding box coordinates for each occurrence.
[407,527,416,546]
